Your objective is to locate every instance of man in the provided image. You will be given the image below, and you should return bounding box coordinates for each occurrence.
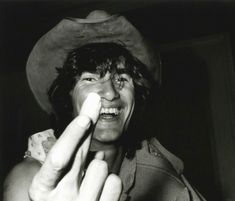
[3,10,205,201]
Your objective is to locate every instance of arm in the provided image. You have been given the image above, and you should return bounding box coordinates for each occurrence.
[3,159,41,201]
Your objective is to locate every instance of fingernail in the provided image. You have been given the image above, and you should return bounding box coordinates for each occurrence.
[79,93,101,124]
[76,115,91,129]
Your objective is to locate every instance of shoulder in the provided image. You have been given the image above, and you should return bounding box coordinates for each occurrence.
[133,137,185,186]
[137,138,184,174]
[130,139,198,201]
[3,159,41,201]
[151,138,184,174]
[135,139,206,201]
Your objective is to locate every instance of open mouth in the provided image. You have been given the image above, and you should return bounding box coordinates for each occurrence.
[99,107,121,120]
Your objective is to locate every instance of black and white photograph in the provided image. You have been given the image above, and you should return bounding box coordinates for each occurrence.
[1,1,235,201]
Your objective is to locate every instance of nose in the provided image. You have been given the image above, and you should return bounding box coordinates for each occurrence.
[99,79,120,101]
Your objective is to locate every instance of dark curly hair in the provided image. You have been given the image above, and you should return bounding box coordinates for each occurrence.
[48,42,155,155]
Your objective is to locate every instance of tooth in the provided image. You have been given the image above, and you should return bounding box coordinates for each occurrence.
[115,109,118,115]
[100,107,120,115]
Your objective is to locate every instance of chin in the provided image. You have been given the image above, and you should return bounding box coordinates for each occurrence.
[93,129,123,143]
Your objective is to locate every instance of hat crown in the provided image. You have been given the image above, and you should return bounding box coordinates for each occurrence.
[86,10,111,20]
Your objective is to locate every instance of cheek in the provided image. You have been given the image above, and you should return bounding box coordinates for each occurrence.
[125,82,135,108]
[122,88,135,112]
[71,87,87,115]
[129,95,135,116]
[127,89,135,121]
[121,89,135,131]
[128,87,135,104]
[71,83,101,115]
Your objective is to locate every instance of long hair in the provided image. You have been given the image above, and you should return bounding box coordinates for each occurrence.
[48,42,155,155]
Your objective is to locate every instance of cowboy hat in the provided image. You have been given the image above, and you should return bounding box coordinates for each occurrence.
[26,10,160,114]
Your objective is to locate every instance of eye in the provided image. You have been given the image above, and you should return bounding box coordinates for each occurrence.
[80,73,99,82]
[82,77,97,82]
[117,77,128,82]
[116,74,131,82]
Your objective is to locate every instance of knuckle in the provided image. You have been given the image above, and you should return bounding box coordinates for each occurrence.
[47,151,66,171]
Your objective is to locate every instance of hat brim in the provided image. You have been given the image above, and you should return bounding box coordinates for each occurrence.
[26,13,159,114]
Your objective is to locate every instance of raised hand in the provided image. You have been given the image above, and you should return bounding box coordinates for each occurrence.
[29,93,122,201]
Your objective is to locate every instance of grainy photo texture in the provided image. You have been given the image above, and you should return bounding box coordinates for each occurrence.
[1,1,235,201]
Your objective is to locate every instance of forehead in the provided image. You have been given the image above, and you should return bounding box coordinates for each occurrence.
[67,43,136,75]
[81,56,131,76]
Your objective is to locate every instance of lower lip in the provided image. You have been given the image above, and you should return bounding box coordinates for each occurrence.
[99,113,121,122]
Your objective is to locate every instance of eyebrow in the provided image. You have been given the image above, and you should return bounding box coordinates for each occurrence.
[82,68,130,75]
[115,68,130,74]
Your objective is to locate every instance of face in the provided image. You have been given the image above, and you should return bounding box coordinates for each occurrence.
[71,70,135,144]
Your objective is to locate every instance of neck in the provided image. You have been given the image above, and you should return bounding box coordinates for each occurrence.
[89,139,125,174]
